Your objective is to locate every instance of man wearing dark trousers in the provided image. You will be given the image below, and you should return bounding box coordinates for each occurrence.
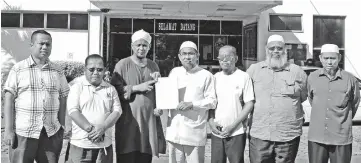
[3,30,69,163]
[307,44,360,163]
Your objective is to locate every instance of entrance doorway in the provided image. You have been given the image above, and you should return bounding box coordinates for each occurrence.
[106,18,244,76]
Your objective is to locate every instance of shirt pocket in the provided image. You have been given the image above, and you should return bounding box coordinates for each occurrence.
[280,76,296,96]
[17,72,30,91]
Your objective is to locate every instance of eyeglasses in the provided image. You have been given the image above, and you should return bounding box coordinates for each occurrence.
[267,46,284,51]
[87,68,104,73]
[180,52,197,56]
[217,56,235,62]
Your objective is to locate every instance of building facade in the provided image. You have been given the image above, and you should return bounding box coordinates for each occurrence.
[1,0,360,78]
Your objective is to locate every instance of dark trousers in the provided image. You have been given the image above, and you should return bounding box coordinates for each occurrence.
[308,141,352,163]
[211,134,246,163]
[249,136,300,163]
[9,127,64,163]
[67,144,113,163]
[116,151,152,163]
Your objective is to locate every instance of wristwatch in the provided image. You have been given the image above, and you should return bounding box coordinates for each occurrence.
[85,125,94,133]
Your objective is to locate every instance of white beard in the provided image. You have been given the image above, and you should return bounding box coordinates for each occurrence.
[267,54,288,70]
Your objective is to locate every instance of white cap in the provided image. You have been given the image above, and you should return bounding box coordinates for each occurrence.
[321,44,339,54]
[179,41,198,52]
[267,34,285,44]
[131,29,151,44]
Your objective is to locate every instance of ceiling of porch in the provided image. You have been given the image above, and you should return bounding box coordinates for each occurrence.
[90,0,282,20]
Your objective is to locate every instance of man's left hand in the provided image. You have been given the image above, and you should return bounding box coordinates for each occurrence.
[219,124,237,138]
[176,102,193,110]
[88,124,106,142]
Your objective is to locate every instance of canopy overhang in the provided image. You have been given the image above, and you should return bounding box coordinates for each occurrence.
[90,0,282,20]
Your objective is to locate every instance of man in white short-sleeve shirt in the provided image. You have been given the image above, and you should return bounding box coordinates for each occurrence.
[166,41,217,163]
[67,54,122,163]
[209,45,255,163]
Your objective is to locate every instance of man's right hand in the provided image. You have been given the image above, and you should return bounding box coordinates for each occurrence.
[4,131,15,147]
[134,80,157,92]
[209,120,223,135]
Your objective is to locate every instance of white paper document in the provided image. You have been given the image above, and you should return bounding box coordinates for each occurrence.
[155,77,179,109]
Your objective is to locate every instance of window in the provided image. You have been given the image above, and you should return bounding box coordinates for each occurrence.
[133,19,154,33]
[199,36,215,64]
[313,16,345,49]
[23,13,44,28]
[285,43,307,66]
[110,18,132,33]
[269,14,302,31]
[47,14,68,29]
[221,21,242,35]
[1,13,20,27]
[70,14,88,30]
[313,16,345,68]
[200,20,220,34]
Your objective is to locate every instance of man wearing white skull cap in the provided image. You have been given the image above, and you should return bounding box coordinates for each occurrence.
[307,44,360,163]
[246,34,308,163]
[110,29,165,163]
[165,41,217,163]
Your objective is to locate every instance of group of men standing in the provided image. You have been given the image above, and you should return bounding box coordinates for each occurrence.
[3,29,360,163]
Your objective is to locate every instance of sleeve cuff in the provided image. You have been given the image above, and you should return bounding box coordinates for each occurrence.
[192,101,201,109]
[3,87,16,96]
[243,98,255,104]
[67,108,79,115]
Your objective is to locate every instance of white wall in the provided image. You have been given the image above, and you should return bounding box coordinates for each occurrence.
[256,0,361,78]
[1,0,98,11]
[1,29,89,63]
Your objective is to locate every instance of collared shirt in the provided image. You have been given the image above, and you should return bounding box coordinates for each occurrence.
[246,61,307,142]
[4,56,69,139]
[166,66,217,146]
[213,69,254,138]
[67,76,122,148]
[307,68,360,145]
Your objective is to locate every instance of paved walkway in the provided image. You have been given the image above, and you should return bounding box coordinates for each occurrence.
[2,126,361,163]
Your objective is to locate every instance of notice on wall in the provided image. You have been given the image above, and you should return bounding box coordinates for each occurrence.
[155,77,179,109]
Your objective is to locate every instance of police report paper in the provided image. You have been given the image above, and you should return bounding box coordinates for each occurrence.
[155,77,179,109]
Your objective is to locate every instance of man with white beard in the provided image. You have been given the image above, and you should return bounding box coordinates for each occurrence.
[246,35,308,163]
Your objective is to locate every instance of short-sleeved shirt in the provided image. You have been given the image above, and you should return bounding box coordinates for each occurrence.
[4,56,69,138]
[213,69,254,138]
[307,68,360,145]
[67,76,122,148]
[166,66,217,146]
[246,61,308,142]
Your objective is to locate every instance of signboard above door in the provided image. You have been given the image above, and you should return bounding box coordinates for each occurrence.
[155,19,198,34]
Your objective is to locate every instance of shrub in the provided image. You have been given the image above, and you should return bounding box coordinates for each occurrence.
[1,52,16,120]
[52,60,85,83]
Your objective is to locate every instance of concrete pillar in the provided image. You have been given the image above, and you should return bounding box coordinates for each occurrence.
[88,11,103,56]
